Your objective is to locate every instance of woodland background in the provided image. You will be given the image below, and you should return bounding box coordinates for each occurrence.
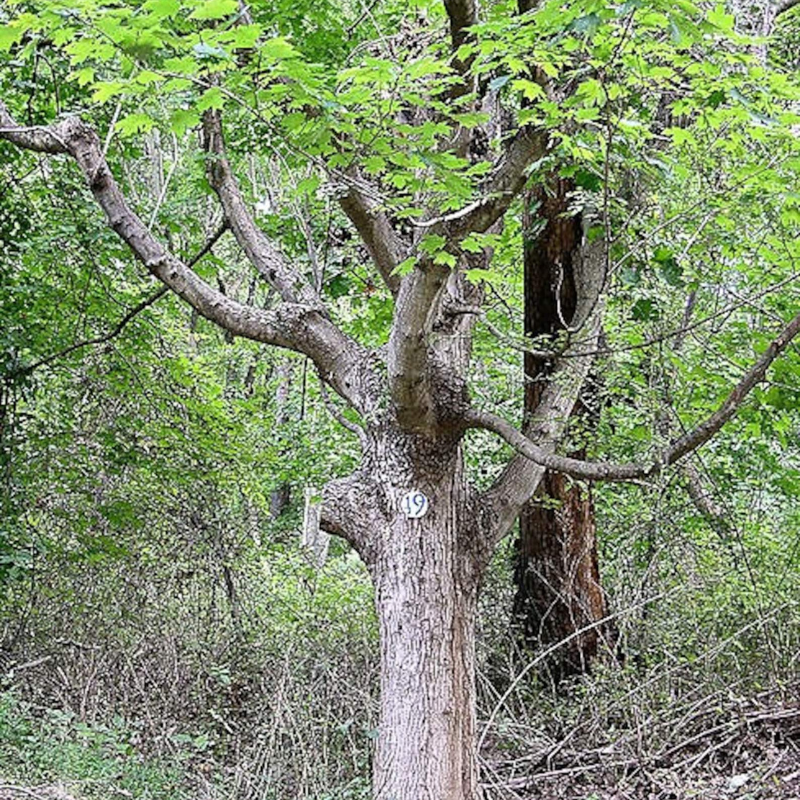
[1,0,800,797]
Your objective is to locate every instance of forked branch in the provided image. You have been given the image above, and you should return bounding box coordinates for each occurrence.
[0,101,379,414]
[468,307,800,482]
[339,178,404,296]
[201,110,322,307]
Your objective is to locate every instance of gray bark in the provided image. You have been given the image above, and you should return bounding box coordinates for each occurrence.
[358,429,490,800]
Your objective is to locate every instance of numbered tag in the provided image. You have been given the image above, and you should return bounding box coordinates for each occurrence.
[400,489,429,519]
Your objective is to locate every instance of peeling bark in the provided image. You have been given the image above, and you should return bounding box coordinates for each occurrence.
[515,177,609,678]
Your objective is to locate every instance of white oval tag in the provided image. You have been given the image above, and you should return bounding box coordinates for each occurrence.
[400,489,429,519]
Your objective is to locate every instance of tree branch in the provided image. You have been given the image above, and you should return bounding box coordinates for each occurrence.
[468,307,800,483]
[18,287,167,377]
[316,366,368,445]
[442,0,479,100]
[446,126,548,239]
[480,286,603,540]
[13,224,228,377]
[386,125,547,431]
[201,110,322,307]
[338,178,404,296]
[0,101,380,414]
[319,473,378,562]
[386,255,451,430]
[443,0,478,52]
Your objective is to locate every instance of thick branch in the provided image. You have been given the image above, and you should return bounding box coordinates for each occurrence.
[338,180,403,296]
[0,102,380,413]
[443,0,479,99]
[387,127,547,430]
[469,307,800,483]
[443,0,478,52]
[387,257,451,430]
[446,126,548,239]
[201,110,322,307]
[320,473,377,562]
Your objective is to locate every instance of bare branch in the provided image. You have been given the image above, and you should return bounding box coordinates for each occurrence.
[481,292,603,539]
[468,307,800,483]
[316,367,368,445]
[338,179,404,296]
[447,126,548,239]
[18,286,167,377]
[201,110,322,307]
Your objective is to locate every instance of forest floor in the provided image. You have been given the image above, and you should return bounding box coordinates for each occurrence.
[486,693,800,799]
[4,719,799,800]
[1,690,797,800]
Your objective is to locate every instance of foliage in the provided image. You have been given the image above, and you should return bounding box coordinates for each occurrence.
[0,691,192,799]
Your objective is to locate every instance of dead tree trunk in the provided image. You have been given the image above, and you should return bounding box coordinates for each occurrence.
[514,178,608,678]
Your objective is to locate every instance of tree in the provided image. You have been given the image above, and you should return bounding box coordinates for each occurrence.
[1,1,799,798]
[515,174,609,679]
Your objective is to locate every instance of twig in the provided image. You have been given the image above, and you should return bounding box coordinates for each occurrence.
[315,368,367,445]
[13,223,227,378]
[477,592,666,753]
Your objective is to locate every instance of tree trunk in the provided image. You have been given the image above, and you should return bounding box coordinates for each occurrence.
[514,470,606,677]
[270,360,292,519]
[367,434,486,800]
[515,177,607,678]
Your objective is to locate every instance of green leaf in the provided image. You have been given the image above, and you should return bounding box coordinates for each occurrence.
[91,81,126,103]
[407,55,449,79]
[170,108,200,136]
[143,0,180,18]
[364,156,386,175]
[392,256,418,276]
[262,37,298,60]
[461,234,485,253]
[452,111,490,128]
[511,79,545,102]
[419,234,447,256]
[433,250,457,267]
[69,67,96,87]
[189,0,238,20]
[196,87,225,112]
[707,4,734,31]
[464,268,511,286]
[229,24,263,49]
[0,25,25,53]
[116,113,155,137]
